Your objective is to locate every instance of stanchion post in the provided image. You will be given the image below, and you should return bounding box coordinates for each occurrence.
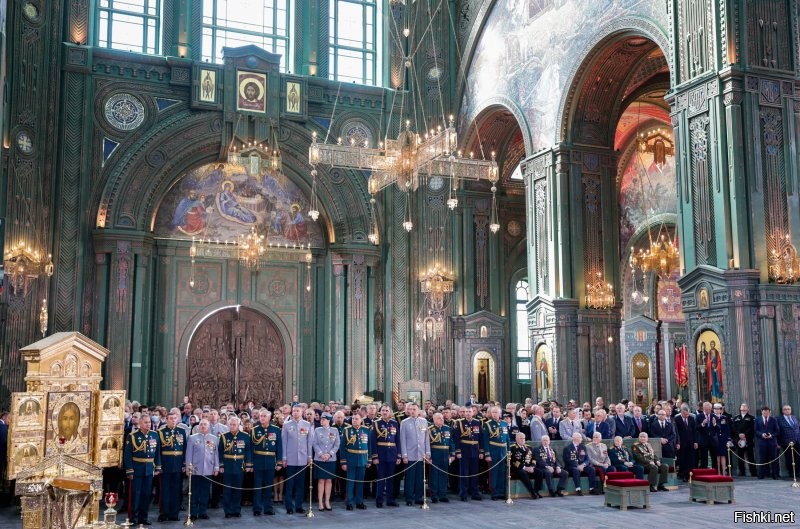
[307,461,316,518]
[184,464,194,526]
[726,446,732,477]
[791,442,799,489]
[421,459,430,510]
[505,451,513,505]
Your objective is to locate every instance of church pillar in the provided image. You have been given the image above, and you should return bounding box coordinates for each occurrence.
[759,305,780,410]
[331,260,346,401]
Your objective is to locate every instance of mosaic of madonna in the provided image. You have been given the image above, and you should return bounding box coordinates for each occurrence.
[154,162,324,247]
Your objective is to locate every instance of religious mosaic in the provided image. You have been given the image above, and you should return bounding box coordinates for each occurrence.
[154,162,324,247]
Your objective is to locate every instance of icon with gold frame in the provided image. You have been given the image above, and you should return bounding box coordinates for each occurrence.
[45,391,93,458]
[12,392,45,430]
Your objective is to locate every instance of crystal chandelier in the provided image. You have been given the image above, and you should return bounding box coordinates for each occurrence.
[637,128,674,168]
[585,271,615,310]
[420,265,455,312]
[767,231,800,284]
[237,227,266,269]
[3,241,54,297]
[629,232,680,280]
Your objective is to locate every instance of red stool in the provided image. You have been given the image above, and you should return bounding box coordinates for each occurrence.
[603,472,650,510]
[689,474,735,505]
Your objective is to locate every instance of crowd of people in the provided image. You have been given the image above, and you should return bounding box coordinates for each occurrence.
[108,393,800,524]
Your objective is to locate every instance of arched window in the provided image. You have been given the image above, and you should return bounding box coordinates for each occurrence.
[329,0,381,85]
[202,0,292,70]
[97,0,163,54]
[515,280,531,382]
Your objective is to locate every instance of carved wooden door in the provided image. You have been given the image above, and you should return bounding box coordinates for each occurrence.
[187,307,284,407]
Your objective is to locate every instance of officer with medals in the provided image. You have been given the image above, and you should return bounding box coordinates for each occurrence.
[157,412,186,522]
[312,412,339,511]
[251,409,282,516]
[331,410,348,501]
[341,413,371,510]
[453,405,483,501]
[124,414,161,525]
[218,416,253,518]
[185,419,219,521]
[509,432,542,499]
[282,405,314,514]
[370,404,401,508]
[482,406,510,500]
[428,412,455,503]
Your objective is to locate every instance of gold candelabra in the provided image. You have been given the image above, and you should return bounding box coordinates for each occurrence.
[585,271,615,310]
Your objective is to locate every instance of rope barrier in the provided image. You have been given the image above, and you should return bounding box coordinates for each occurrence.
[726,443,792,467]
[194,455,507,490]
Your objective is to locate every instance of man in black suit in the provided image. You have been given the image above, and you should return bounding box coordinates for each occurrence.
[732,403,757,477]
[777,404,800,479]
[648,409,676,458]
[695,402,715,468]
[674,405,696,481]
[612,404,635,439]
[631,406,648,436]
[545,406,563,441]
[754,406,780,479]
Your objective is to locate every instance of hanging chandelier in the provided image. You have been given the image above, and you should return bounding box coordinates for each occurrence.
[629,232,680,281]
[637,128,674,168]
[767,231,800,284]
[3,241,54,298]
[420,264,455,312]
[237,227,266,269]
[585,271,615,310]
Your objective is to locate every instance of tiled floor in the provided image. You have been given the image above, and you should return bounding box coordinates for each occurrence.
[0,477,798,528]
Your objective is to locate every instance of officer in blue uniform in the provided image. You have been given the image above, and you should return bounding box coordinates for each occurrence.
[251,409,282,516]
[124,415,161,525]
[482,406,510,500]
[185,419,219,521]
[428,412,455,503]
[157,412,186,522]
[218,416,253,518]
[369,405,401,508]
[341,414,371,510]
[453,405,484,501]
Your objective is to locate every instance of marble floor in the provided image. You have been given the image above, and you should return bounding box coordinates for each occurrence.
[0,477,798,528]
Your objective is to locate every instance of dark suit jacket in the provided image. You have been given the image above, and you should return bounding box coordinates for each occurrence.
[533,445,562,469]
[675,414,696,447]
[630,415,648,436]
[776,415,800,446]
[648,419,676,458]
[613,415,635,438]
[0,419,8,460]
[545,417,563,440]
[754,415,780,445]
[732,413,755,441]
[695,412,715,446]
[562,443,590,469]
[586,421,612,440]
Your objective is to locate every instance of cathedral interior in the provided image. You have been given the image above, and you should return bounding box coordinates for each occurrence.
[1,0,800,413]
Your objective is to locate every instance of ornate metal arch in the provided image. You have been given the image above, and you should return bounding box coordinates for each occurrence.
[464,96,533,156]
[556,16,672,146]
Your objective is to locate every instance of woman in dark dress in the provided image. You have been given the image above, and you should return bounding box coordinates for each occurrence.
[711,403,732,474]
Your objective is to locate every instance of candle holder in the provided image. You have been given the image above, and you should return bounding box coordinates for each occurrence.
[104,492,119,527]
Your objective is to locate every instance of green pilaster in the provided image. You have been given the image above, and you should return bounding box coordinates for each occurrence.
[462,205,475,314]
[168,0,193,58]
[366,265,376,392]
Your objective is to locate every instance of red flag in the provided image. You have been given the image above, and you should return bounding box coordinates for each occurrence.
[674,344,688,388]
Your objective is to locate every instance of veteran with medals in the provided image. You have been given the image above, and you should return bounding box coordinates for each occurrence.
[482,406,510,500]
[251,409,282,516]
[509,432,542,499]
[453,405,483,501]
[124,415,161,525]
[218,416,253,518]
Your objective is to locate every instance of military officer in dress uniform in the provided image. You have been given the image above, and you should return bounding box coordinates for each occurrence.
[509,432,542,499]
[282,405,313,514]
[399,403,431,506]
[631,432,669,492]
[428,412,455,503]
[157,412,186,522]
[533,435,568,497]
[482,406,510,500]
[732,403,757,477]
[251,409,282,516]
[218,416,253,518]
[332,410,348,501]
[370,405,401,507]
[124,414,161,525]
[312,412,339,511]
[453,405,484,501]
[185,419,219,521]
[340,413,371,510]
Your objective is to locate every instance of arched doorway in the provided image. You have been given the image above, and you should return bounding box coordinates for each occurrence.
[186,306,284,407]
[473,351,496,403]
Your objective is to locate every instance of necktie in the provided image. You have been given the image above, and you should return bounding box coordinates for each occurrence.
[684,417,688,426]
[636,417,641,430]
[546,447,551,460]
[660,421,664,429]
[788,416,794,428]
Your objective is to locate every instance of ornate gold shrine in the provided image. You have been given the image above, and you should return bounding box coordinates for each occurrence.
[7,332,126,529]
